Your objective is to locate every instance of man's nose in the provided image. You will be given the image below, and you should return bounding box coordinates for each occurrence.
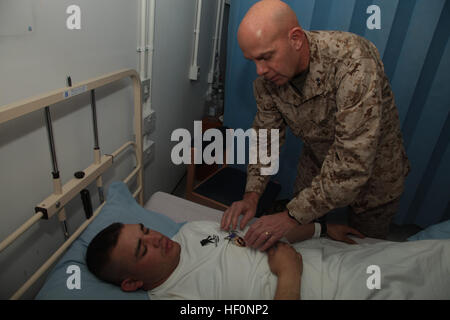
[255,61,268,76]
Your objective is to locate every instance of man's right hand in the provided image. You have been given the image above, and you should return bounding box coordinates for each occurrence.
[220,192,259,231]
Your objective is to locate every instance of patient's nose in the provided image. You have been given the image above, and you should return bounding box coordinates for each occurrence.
[146,233,162,248]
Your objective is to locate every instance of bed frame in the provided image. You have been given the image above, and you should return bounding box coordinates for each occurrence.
[0,69,144,300]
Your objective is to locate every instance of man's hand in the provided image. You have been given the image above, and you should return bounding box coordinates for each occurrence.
[267,242,302,300]
[327,224,365,244]
[220,192,259,231]
[244,211,298,251]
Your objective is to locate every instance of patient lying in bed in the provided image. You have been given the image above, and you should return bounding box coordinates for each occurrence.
[86,220,450,300]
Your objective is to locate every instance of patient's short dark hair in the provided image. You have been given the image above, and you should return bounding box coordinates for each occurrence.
[86,222,124,285]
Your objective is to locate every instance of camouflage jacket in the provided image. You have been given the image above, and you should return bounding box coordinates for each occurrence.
[245,30,410,225]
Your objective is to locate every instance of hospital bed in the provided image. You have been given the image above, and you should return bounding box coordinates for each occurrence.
[1,70,449,300]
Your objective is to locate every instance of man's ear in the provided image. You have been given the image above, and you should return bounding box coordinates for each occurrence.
[288,27,303,51]
[121,278,144,292]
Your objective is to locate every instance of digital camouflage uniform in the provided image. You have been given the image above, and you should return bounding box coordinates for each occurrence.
[245,31,410,239]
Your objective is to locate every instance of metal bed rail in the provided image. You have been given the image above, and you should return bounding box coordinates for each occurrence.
[0,69,144,299]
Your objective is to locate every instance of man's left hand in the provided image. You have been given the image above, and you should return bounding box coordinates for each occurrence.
[244,211,298,251]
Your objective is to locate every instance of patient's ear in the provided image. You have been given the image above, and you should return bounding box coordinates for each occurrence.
[121,278,144,292]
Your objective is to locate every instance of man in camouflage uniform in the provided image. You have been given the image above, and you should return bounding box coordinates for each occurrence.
[220,0,410,249]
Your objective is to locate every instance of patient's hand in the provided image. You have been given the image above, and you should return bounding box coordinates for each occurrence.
[267,242,303,277]
[327,224,365,244]
[267,242,303,300]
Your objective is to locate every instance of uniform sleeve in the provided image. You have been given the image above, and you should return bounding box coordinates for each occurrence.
[287,58,383,224]
[245,79,287,195]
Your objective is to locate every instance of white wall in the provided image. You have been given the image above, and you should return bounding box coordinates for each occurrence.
[0,0,218,299]
[144,0,217,199]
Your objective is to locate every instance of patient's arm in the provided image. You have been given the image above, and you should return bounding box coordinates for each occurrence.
[267,242,303,300]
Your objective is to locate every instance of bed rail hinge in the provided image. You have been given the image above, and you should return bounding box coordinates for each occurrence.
[35,207,49,220]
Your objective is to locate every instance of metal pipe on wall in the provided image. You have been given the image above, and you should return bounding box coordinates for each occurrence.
[139,0,148,80]
[139,0,155,114]
[147,0,155,112]
[193,0,203,67]
[208,0,224,85]
[217,0,226,57]
[189,0,203,80]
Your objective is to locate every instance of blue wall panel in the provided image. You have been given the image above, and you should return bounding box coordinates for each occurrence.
[310,0,334,30]
[224,0,450,227]
[414,115,450,227]
[288,0,316,30]
[328,0,356,31]
[398,33,450,226]
[383,0,416,79]
[391,0,445,126]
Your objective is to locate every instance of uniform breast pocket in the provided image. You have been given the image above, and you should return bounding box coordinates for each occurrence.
[299,96,336,141]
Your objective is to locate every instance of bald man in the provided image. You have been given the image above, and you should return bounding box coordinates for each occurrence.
[221,0,410,250]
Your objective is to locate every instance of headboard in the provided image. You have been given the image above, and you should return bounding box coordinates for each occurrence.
[0,69,143,299]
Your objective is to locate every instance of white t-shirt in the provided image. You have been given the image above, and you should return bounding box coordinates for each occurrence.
[148,221,323,300]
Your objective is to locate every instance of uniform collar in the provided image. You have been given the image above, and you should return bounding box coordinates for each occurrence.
[288,30,326,102]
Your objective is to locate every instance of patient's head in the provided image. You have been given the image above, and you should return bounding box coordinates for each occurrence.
[86,222,181,292]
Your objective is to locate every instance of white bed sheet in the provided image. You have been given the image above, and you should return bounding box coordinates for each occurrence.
[145,192,223,223]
